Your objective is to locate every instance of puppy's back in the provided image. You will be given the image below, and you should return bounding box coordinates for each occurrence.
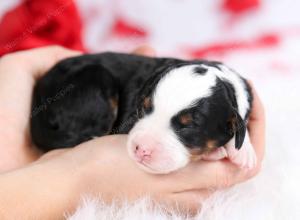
[31,62,118,151]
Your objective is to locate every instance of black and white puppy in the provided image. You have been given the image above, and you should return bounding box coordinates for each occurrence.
[31,52,256,174]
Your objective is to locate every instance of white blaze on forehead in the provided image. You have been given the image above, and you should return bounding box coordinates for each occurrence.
[153,65,217,117]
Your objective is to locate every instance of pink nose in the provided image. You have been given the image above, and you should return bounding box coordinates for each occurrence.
[134,145,152,162]
[132,134,160,162]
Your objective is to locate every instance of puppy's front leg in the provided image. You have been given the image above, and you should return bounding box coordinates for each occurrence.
[225,131,257,169]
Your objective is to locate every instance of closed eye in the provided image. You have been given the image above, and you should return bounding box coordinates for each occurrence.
[175,126,193,132]
[172,119,196,132]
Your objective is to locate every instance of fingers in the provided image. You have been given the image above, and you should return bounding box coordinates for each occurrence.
[24,46,82,78]
[4,45,154,79]
[191,161,244,189]
[21,45,156,78]
[166,159,251,193]
[131,45,156,57]
[2,45,82,79]
[247,83,266,163]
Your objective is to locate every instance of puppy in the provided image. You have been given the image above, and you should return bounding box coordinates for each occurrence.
[31,52,256,174]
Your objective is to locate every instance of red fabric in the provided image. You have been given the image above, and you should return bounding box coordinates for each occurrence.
[189,33,280,58]
[222,0,260,14]
[112,17,147,38]
[0,0,85,56]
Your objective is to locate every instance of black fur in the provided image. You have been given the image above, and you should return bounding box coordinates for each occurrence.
[31,64,118,150]
[30,52,252,152]
[171,78,240,150]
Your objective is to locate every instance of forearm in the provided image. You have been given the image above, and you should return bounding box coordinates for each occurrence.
[0,155,82,219]
[0,137,127,219]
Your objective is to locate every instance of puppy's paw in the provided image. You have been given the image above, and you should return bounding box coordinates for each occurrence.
[226,143,257,170]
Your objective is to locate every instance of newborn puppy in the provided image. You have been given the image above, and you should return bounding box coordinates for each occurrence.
[31,53,256,174]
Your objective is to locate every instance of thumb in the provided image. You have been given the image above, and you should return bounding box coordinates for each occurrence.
[132,45,156,57]
[17,45,82,78]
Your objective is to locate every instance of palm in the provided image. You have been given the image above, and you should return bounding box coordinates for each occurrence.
[0,46,81,171]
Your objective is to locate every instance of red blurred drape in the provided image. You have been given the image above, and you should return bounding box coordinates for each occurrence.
[0,0,85,56]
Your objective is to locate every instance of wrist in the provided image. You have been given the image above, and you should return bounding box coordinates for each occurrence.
[32,154,87,218]
[0,157,81,219]
[74,137,121,201]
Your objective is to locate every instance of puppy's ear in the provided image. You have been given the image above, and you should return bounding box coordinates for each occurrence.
[228,111,246,150]
[220,77,246,150]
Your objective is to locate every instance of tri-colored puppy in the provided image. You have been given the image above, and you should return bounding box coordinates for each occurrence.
[31,53,256,174]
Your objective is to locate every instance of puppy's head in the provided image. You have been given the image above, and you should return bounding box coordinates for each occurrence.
[127,63,246,174]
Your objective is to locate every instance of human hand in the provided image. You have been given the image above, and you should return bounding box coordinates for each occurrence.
[36,47,265,214]
[0,45,265,218]
[0,45,158,173]
[0,46,82,172]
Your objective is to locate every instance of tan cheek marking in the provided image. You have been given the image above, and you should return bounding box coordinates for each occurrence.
[109,97,118,111]
[190,154,203,162]
[189,148,205,161]
[188,140,218,161]
[206,140,217,151]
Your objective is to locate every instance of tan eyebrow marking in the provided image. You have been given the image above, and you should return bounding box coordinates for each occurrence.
[179,113,193,125]
[143,97,152,109]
